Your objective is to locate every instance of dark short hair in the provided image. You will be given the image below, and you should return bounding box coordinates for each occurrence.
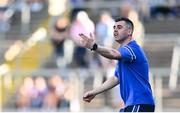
[115,17,134,33]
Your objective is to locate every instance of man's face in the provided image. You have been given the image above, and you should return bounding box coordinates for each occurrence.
[113,21,131,42]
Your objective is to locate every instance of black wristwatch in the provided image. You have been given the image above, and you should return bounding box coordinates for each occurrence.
[91,43,98,51]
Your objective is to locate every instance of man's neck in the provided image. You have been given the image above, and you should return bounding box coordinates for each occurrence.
[121,36,133,46]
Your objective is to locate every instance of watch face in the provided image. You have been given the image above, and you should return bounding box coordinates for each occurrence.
[91,43,97,51]
[94,44,98,50]
[93,43,98,50]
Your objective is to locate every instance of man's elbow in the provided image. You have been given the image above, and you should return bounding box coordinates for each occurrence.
[111,76,119,85]
[110,50,121,60]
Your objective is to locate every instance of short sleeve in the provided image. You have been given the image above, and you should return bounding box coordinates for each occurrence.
[118,45,136,62]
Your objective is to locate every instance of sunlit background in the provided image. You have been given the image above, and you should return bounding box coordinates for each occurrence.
[0,0,180,112]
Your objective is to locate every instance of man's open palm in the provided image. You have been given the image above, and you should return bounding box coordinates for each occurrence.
[79,33,95,49]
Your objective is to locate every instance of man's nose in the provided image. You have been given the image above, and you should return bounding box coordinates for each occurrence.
[114,30,118,32]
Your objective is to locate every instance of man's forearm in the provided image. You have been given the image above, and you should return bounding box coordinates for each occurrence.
[92,76,119,95]
[95,45,121,60]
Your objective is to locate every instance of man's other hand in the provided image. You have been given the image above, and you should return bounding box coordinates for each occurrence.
[83,90,96,103]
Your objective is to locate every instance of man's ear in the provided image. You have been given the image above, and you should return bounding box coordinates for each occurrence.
[127,29,132,36]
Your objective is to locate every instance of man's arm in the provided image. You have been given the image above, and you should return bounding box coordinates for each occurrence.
[95,45,122,60]
[83,76,119,102]
[93,76,119,95]
[78,33,122,60]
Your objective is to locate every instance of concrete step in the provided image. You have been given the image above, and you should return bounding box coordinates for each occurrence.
[162,76,180,88]
[163,87,180,99]
[143,35,178,67]
[5,6,48,40]
[144,19,180,33]
[163,98,180,108]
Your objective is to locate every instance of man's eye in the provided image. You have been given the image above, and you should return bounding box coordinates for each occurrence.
[113,26,116,29]
[117,25,122,29]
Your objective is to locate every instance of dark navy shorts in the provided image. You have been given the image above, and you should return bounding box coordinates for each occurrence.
[119,104,155,112]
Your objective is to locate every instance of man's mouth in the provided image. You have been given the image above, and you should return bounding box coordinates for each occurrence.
[114,33,118,37]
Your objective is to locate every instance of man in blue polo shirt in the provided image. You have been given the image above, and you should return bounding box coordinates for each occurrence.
[78,17,155,112]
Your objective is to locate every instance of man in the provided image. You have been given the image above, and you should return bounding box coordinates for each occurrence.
[78,17,155,112]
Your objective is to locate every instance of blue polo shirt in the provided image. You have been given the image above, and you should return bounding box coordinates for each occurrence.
[114,40,155,107]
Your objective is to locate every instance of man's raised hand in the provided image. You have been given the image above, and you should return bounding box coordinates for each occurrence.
[79,33,95,49]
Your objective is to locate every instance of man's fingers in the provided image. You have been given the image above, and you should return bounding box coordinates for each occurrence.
[83,93,89,98]
[90,33,92,37]
[83,91,94,103]
[80,33,88,37]
[79,33,93,41]
[79,33,88,40]
[83,98,89,101]
[79,34,86,41]
[90,32,94,40]
[79,37,85,44]
[78,38,84,47]
[83,98,91,103]
[83,96,87,99]
[83,97,90,101]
